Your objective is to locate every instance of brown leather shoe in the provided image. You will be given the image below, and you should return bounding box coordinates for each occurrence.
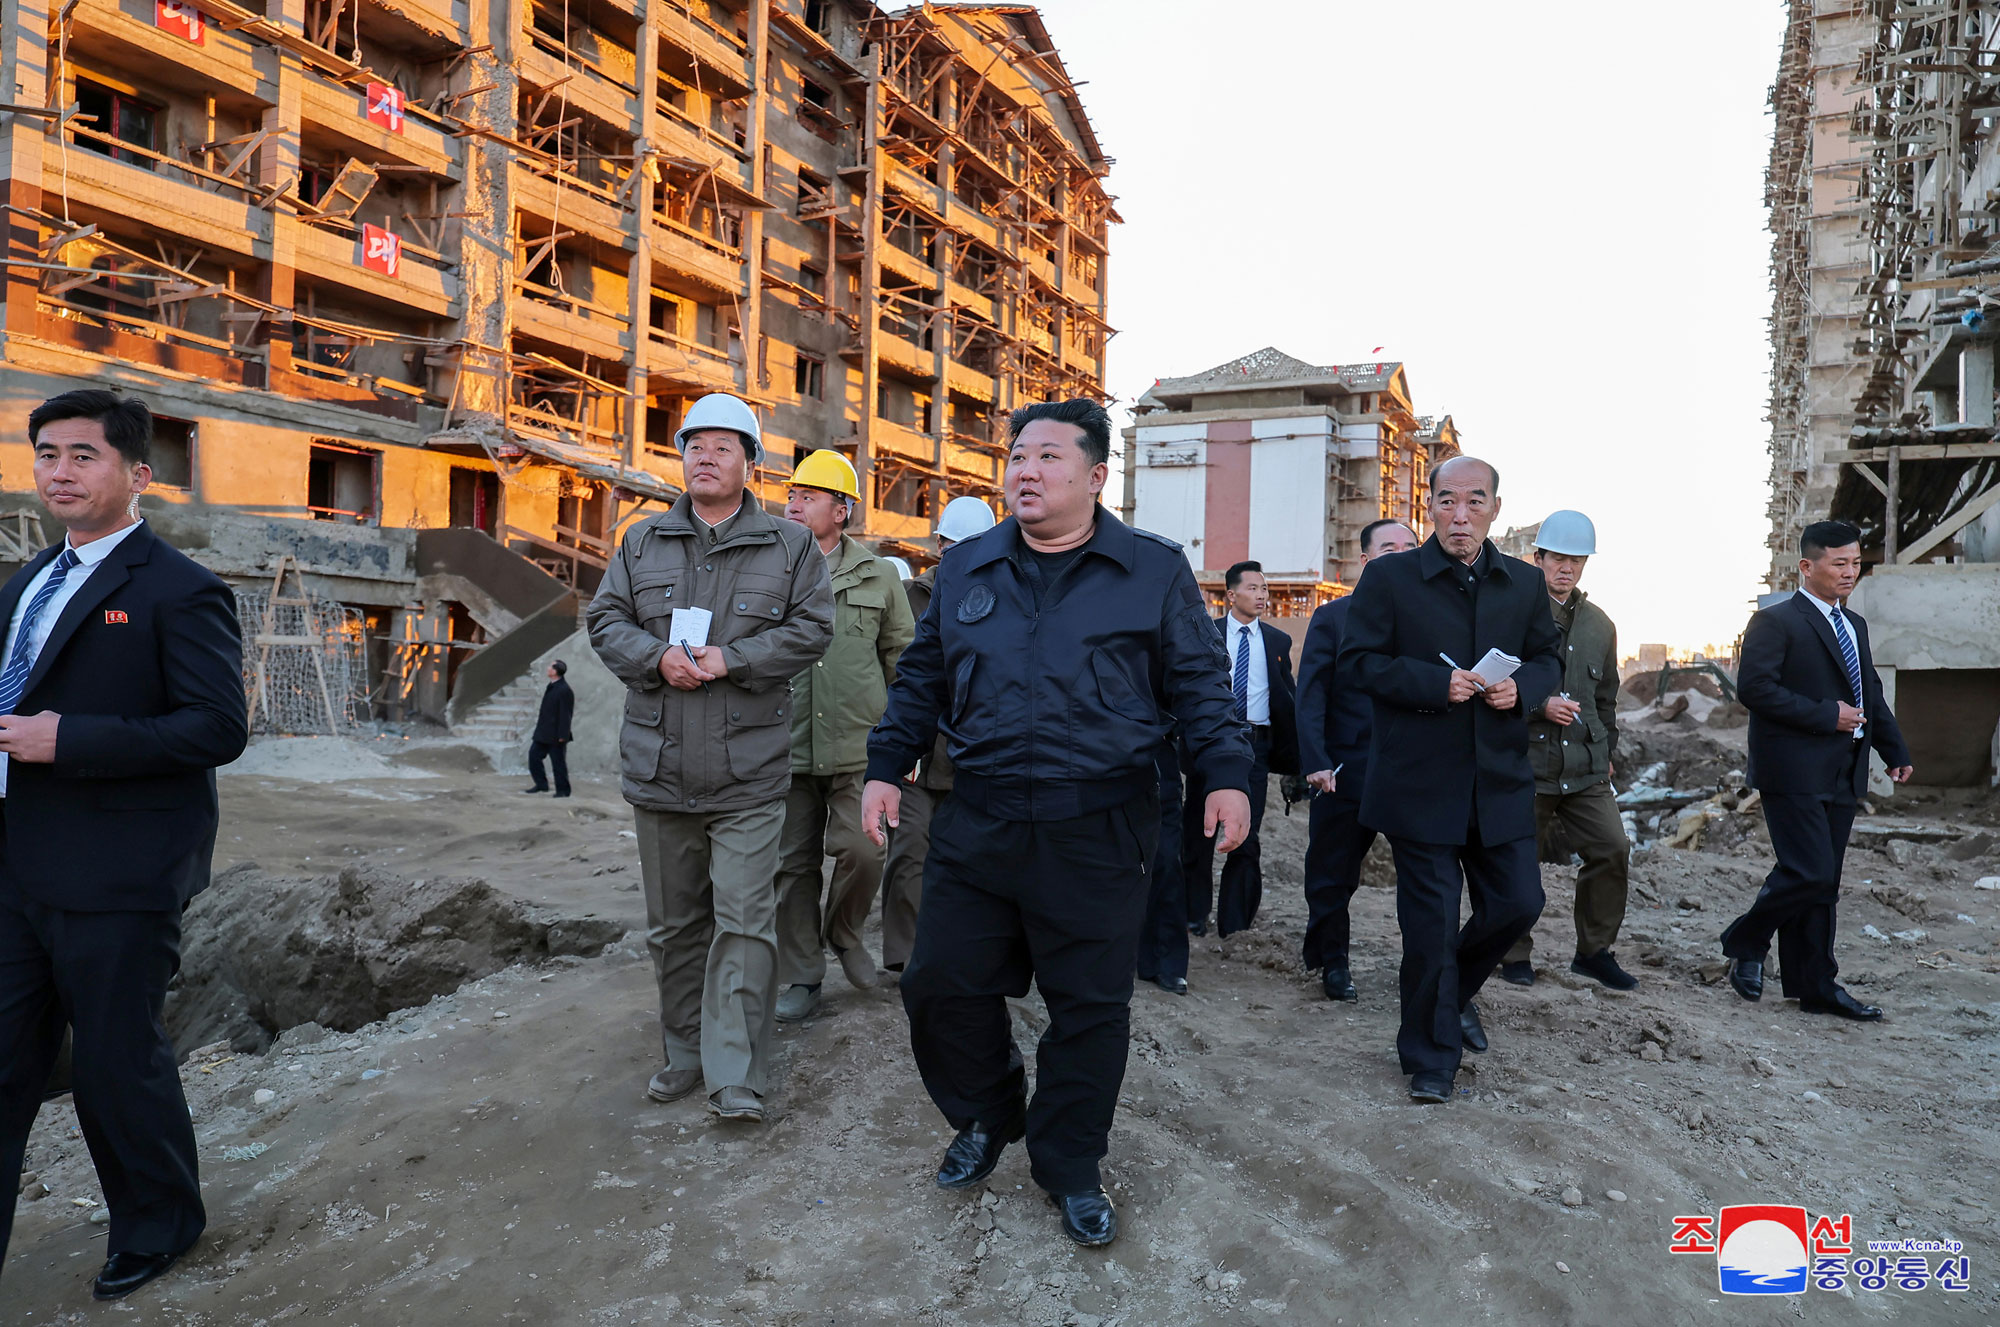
[837,946,878,990]
[646,1067,703,1103]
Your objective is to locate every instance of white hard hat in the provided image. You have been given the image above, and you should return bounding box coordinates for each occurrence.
[674,393,763,463]
[884,555,914,581]
[1534,509,1597,557]
[935,495,997,544]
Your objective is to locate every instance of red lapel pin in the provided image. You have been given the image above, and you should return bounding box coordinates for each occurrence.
[104,610,128,624]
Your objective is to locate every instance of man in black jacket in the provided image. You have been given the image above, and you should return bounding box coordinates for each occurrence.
[1721,520,1911,1019]
[0,390,249,1300]
[1296,518,1418,1000]
[862,398,1251,1249]
[1339,456,1562,1103]
[1183,561,1297,938]
[524,659,575,797]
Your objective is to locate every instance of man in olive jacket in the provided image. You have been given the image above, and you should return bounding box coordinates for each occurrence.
[1498,511,1634,991]
[773,452,915,1021]
[586,395,833,1123]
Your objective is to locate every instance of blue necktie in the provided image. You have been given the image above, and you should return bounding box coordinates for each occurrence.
[1832,607,1864,715]
[0,548,80,716]
[1233,623,1251,721]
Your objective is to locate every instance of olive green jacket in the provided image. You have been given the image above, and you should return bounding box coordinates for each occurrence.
[1527,589,1620,796]
[586,491,833,813]
[789,534,915,776]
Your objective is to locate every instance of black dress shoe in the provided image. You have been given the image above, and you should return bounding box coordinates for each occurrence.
[1800,988,1882,1021]
[1049,1187,1118,1246]
[1152,975,1188,995]
[520,786,548,795]
[1459,1002,1488,1053]
[935,1113,1026,1190]
[1728,958,1764,1003]
[1187,919,1208,937]
[93,1250,183,1301]
[1499,960,1535,986]
[1409,1070,1453,1103]
[1322,966,1357,1002]
[1572,948,1638,991]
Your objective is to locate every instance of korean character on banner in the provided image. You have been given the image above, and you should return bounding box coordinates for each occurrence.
[365,82,405,134]
[1892,1256,1930,1291]
[1809,1213,1853,1255]
[1936,1256,1970,1291]
[360,224,401,278]
[1668,1216,1717,1255]
[155,0,205,43]
[1854,1257,1890,1292]
[1811,1256,1850,1292]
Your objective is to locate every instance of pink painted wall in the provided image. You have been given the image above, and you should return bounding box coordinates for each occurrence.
[1202,418,1253,571]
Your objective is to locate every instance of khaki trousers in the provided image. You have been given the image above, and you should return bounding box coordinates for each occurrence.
[1507,780,1631,961]
[633,801,783,1096]
[879,783,937,971]
[774,772,885,987]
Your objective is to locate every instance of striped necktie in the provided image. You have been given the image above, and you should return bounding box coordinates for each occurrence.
[1829,605,1865,710]
[1233,623,1251,721]
[0,548,80,716]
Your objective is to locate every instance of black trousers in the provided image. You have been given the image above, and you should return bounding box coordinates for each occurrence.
[529,740,570,795]
[1184,726,1270,935]
[0,887,206,1268]
[1135,745,1188,983]
[901,790,1156,1194]
[1721,789,1858,1004]
[1301,792,1377,971]
[1387,823,1542,1076]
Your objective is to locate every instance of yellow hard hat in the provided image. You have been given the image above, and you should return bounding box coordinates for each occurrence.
[791,449,860,502]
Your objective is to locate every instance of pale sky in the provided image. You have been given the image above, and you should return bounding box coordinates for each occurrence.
[1034,0,1784,651]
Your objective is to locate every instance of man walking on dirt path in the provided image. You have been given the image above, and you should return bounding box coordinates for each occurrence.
[861,398,1251,1248]
[771,450,914,1022]
[522,660,574,797]
[587,393,833,1124]
[1495,511,1636,991]
[1297,517,1418,1001]
[1339,456,1563,1104]
[1721,519,1911,1021]
[878,496,996,980]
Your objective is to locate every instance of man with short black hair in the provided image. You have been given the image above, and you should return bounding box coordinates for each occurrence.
[524,659,574,797]
[1297,517,1418,1000]
[0,389,249,1299]
[1184,559,1296,937]
[862,397,1251,1247]
[1721,519,1911,1020]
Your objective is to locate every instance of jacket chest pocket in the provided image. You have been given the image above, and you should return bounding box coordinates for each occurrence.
[841,586,885,637]
[1090,648,1156,724]
[724,589,786,640]
[632,575,681,626]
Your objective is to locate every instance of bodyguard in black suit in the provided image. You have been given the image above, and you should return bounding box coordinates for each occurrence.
[524,659,575,796]
[1722,520,1911,1020]
[0,392,248,1300]
[1338,458,1562,1102]
[1297,519,1419,1000]
[1183,561,1298,937]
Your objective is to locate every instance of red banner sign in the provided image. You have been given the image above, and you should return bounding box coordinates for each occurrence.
[155,0,205,43]
[360,224,402,278]
[365,82,405,134]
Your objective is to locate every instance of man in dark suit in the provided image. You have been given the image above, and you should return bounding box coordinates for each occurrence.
[1339,457,1562,1102]
[1722,519,1912,1020]
[523,659,575,797]
[1184,561,1298,937]
[0,390,248,1300]
[1296,518,1418,1000]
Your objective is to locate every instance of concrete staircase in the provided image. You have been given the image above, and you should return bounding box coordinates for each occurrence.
[450,677,542,772]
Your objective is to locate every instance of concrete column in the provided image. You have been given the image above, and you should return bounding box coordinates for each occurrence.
[1959,342,1995,426]
[0,0,51,340]
[624,0,662,470]
[452,0,523,426]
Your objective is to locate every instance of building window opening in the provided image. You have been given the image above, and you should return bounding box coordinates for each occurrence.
[794,353,825,401]
[74,80,158,169]
[308,442,379,525]
[149,416,194,489]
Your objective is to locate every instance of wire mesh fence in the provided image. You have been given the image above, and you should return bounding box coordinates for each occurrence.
[234,589,371,735]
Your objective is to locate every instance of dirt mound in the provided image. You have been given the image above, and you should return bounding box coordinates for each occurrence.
[167,864,626,1054]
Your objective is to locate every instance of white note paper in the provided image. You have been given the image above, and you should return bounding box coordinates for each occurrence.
[668,606,712,647]
[1470,647,1522,685]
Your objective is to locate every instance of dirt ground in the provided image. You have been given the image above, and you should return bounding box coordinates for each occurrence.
[3,727,1997,1324]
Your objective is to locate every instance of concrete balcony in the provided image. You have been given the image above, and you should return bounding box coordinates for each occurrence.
[649,218,745,297]
[652,103,752,182]
[864,509,931,543]
[374,0,466,42]
[520,36,640,132]
[944,279,993,323]
[878,241,938,291]
[291,219,458,317]
[658,8,753,99]
[872,418,936,464]
[72,0,277,102]
[512,286,630,361]
[944,358,996,405]
[512,165,633,248]
[644,329,742,395]
[54,145,269,259]
[299,75,460,178]
[875,329,934,380]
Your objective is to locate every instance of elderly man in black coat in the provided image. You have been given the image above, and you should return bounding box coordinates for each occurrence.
[524,659,575,797]
[1338,456,1562,1103]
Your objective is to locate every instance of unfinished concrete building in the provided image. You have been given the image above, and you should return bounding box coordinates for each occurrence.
[0,0,1112,730]
[1120,347,1460,616]
[1768,0,2000,784]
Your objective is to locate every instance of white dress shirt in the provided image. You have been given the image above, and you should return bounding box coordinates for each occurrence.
[1795,586,1865,742]
[0,520,146,793]
[1225,613,1270,725]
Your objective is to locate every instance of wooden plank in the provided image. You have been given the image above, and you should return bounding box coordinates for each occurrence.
[1825,440,2000,461]
[1846,460,1889,497]
[1898,482,2000,564]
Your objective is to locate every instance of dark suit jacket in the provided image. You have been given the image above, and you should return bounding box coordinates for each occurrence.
[1337,536,1563,845]
[1295,596,1369,803]
[0,523,248,912]
[1212,615,1298,776]
[1738,591,1908,798]
[534,677,575,744]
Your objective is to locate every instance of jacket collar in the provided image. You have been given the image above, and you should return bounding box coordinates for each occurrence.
[653,490,779,545]
[1417,533,1508,582]
[960,504,1136,574]
[16,522,155,700]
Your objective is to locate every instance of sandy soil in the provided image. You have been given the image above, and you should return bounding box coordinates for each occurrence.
[3,730,1997,1323]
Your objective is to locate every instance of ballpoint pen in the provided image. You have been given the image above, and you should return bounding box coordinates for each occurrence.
[1439,652,1486,691]
[682,640,710,691]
